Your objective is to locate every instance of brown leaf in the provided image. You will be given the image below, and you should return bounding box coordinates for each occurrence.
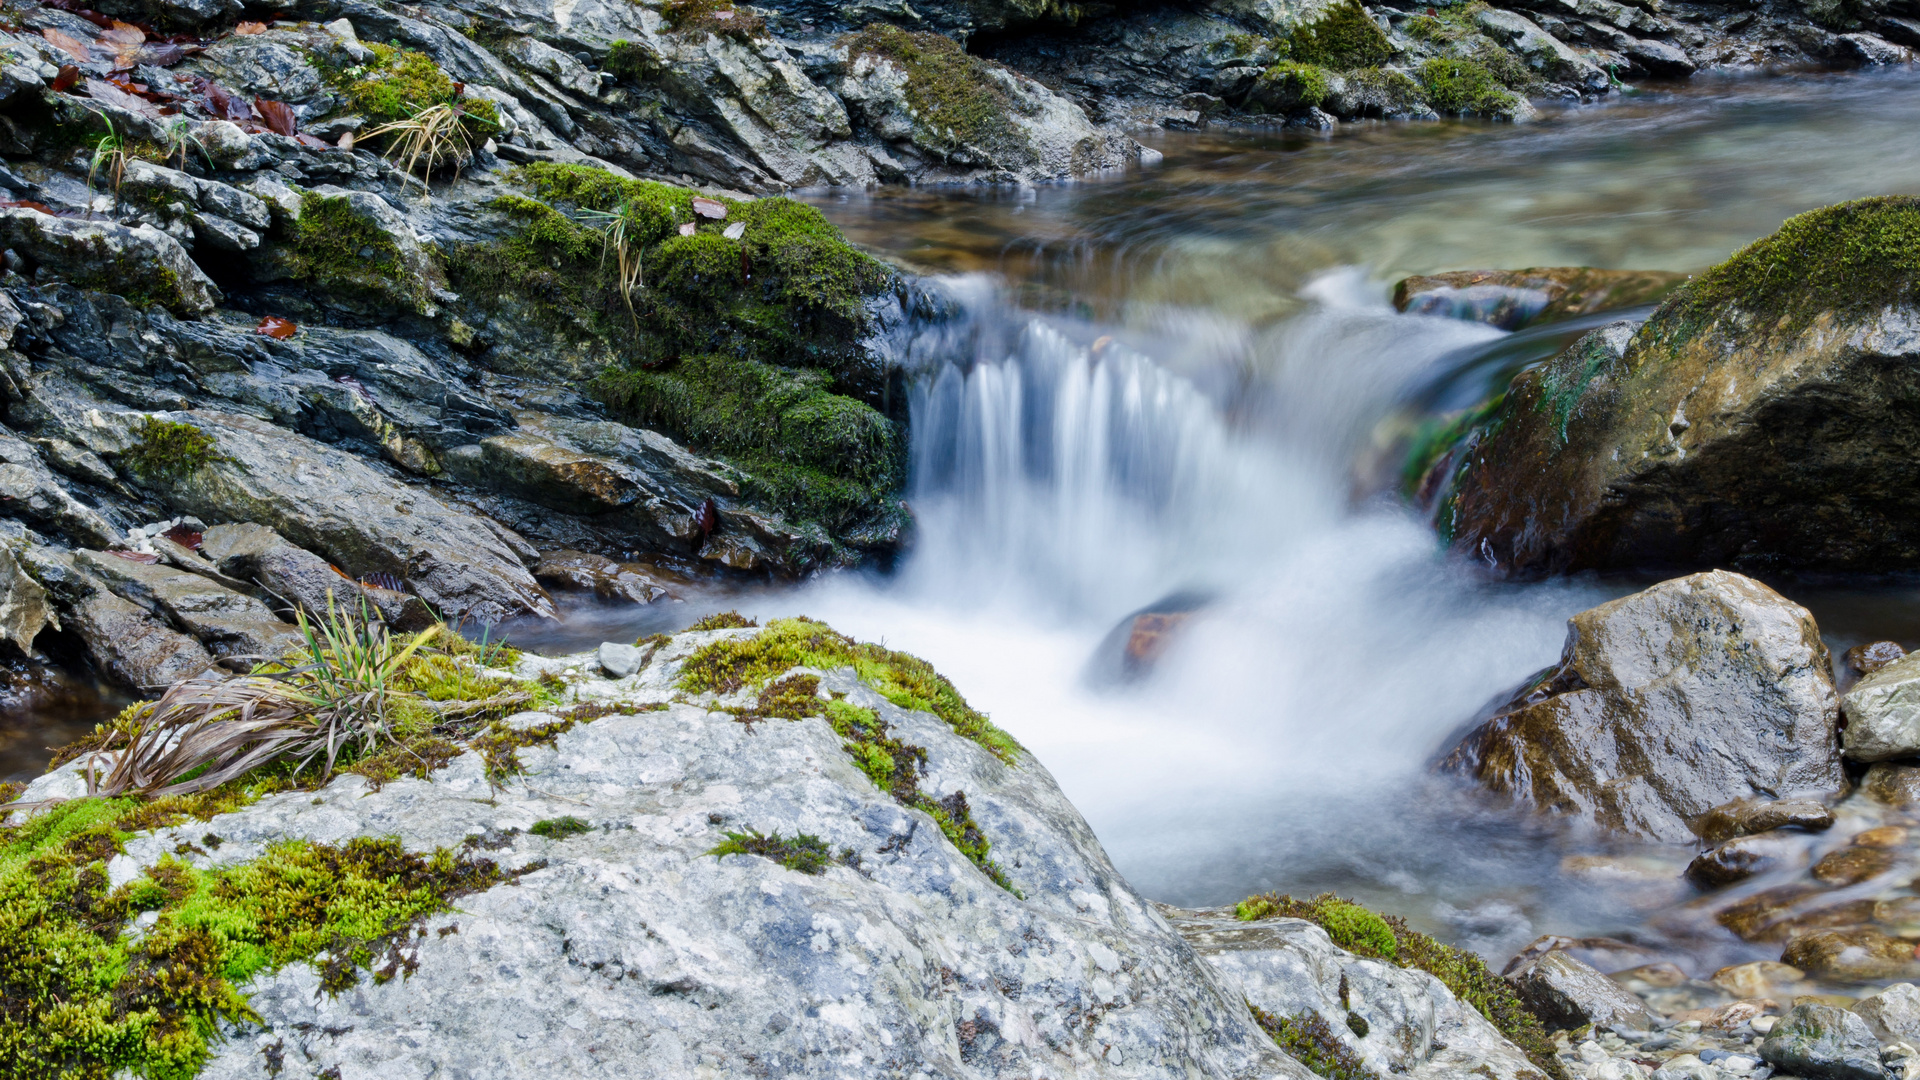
[255,315,298,339]
[691,196,727,220]
[52,64,81,92]
[42,27,95,63]
[253,96,296,136]
[294,132,330,149]
[100,20,146,44]
[234,20,268,33]
[0,200,56,214]
[204,81,252,121]
[84,77,161,118]
[139,42,189,65]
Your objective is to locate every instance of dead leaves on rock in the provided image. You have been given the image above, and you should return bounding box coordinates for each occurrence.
[254,315,298,339]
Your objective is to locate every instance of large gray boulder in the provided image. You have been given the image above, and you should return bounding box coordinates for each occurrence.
[17,546,215,690]
[15,629,1307,1079]
[0,542,50,652]
[1841,651,1920,761]
[1759,1003,1883,1080]
[1165,908,1545,1080]
[0,209,217,317]
[1440,571,1843,842]
[0,426,119,549]
[199,522,436,630]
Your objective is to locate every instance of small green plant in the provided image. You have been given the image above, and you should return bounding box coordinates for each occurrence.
[529,815,592,839]
[708,829,841,874]
[365,101,495,184]
[1251,1007,1375,1080]
[1287,0,1393,68]
[687,610,758,632]
[124,416,222,482]
[86,117,130,214]
[577,200,649,328]
[661,0,766,40]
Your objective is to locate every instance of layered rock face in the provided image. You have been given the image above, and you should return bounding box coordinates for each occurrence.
[1422,197,1920,577]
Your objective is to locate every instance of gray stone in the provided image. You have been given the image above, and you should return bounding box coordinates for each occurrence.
[1623,35,1697,75]
[0,542,50,652]
[199,521,439,629]
[1693,797,1835,843]
[1475,8,1612,90]
[534,550,671,605]
[1842,650,1920,762]
[0,209,217,317]
[596,640,645,678]
[89,0,241,28]
[72,548,303,664]
[1759,1003,1883,1080]
[1852,983,1920,1047]
[1443,571,1842,841]
[0,426,119,548]
[1507,950,1653,1032]
[1166,907,1545,1080]
[18,546,215,690]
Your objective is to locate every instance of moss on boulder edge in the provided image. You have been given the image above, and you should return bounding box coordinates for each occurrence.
[1415,197,1920,576]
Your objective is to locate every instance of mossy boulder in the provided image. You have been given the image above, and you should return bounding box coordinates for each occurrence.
[269,189,451,317]
[1421,197,1920,575]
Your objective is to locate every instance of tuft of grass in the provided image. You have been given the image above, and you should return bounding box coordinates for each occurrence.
[529,815,592,839]
[1237,892,1566,1080]
[1419,58,1518,115]
[708,829,848,874]
[123,417,222,482]
[1251,1007,1375,1080]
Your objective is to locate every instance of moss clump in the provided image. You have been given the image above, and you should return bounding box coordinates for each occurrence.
[840,24,1021,157]
[1419,58,1518,115]
[1342,66,1425,113]
[661,0,767,40]
[1256,61,1332,109]
[678,617,1020,763]
[1237,892,1566,1080]
[326,42,496,136]
[1661,196,1920,342]
[687,610,758,632]
[1288,0,1394,68]
[280,192,432,312]
[1251,1007,1375,1080]
[1402,0,1489,43]
[123,417,222,482]
[529,815,592,839]
[0,793,509,1080]
[708,829,850,874]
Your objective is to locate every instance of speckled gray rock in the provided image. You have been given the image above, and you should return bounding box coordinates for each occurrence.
[1842,651,1920,762]
[1760,1003,1883,1080]
[1162,908,1545,1080]
[1853,983,1920,1047]
[0,209,218,317]
[17,631,1312,1079]
[1507,950,1653,1033]
[596,640,645,677]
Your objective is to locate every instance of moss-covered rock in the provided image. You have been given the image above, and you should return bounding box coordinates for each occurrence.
[274,190,449,316]
[1418,58,1519,116]
[1418,197,1920,575]
[0,209,218,317]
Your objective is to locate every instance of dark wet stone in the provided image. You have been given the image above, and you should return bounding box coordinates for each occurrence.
[534,550,673,606]
[1392,266,1686,330]
[1688,830,1803,890]
[1848,640,1907,676]
[1694,797,1835,843]
[1863,762,1920,806]
[1506,950,1653,1032]
[1810,845,1899,887]
[1780,928,1920,984]
[1760,1003,1882,1080]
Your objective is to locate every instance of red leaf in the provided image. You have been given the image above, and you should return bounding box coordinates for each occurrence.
[42,27,95,63]
[0,200,57,214]
[161,524,203,550]
[109,550,160,564]
[52,65,80,92]
[255,315,297,340]
[234,20,267,33]
[253,97,296,136]
[691,196,727,220]
[204,82,252,121]
[294,133,330,149]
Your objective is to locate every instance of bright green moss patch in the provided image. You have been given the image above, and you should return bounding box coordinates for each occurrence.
[687,611,758,632]
[327,42,495,133]
[1237,892,1567,1080]
[529,815,592,839]
[124,417,222,482]
[281,193,431,312]
[1659,196,1920,342]
[1288,0,1394,68]
[678,617,1020,763]
[840,24,1021,156]
[1251,1007,1374,1080]
[0,793,509,1080]
[1257,62,1331,108]
[708,829,846,874]
[1419,58,1518,115]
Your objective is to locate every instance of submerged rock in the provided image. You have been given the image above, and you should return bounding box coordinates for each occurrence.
[1506,950,1652,1032]
[1392,267,1687,330]
[1686,830,1805,889]
[1424,198,1920,576]
[1780,927,1920,982]
[1440,571,1842,842]
[1692,797,1834,844]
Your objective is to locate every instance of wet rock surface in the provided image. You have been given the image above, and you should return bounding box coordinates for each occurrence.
[1760,1002,1883,1080]
[1510,950,1654,1032]
[1441,571,1843,841]
[1843,652,1920,762]
[1393,267,1687,329]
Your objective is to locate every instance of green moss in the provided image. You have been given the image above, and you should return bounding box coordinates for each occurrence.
[1257,61,1332,108]
[1402,1,1488,44]
[1419,58,1518,115]
[123,417,222,482]
[1288,0,1393,68]
[708,829,848,874]
[688,611,758,632]
[1251,1007,1375,1080]
[529,815,592,839]
[661,0,767,40]
[840,24,1021,157]
[280,193,431,312]
[322,42,494,136]
[0,792,509,1079]
[1343,66,1426,112]
[1237,893,1566,1080]
[1399,393,1505,500]
[1660,195,1920,343]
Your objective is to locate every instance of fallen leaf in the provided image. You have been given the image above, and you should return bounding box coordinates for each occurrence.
[204,82,252,121]
[109,550,161,564]
[85,77,161,118]
[677,221,697,236]
[100,20,145,44]
[234,20,268,33]
[294,133,330,149]
[42,27,95,63]
[52,65,80,92]
[253,97,296,135]
[0,200,57,214]
[161,523,203,550]
[722,221,745,240]
[255,315,297,339]
[336,131,355,150]
[138,42,186,66]
[691,196,727,220]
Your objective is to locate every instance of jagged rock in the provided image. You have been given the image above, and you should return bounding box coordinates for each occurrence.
[100,410,553,625]
[198,522,436,630]
[71,548,303,664]
[1440,571,1842,842]
[0,426,119,548]
[1759,1002,1885,1080]
[1693,797,1834,843]
[1391,267,1686,329]
[1164,907,1544,1080]
[1841,651,1920,762]
[1474,8,1612,90]
[120,160,271,254]
[0,209,218,317]
[1853,983,1920,1046]
[90,0,241,29]
[17,546,215,690]
[1425,197,1920,576]
[534,549,671,605]
[15,634,1304,1080]
[1506,950,1653,1032]
[0,543,50,651]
